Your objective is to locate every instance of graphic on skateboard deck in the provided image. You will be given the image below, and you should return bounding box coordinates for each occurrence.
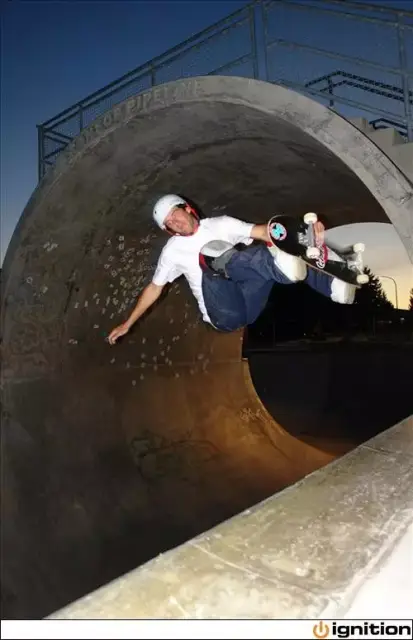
[267,213,369,286]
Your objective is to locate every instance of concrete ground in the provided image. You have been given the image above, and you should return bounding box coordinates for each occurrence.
[50,415,413,619]
[343,522,412,619]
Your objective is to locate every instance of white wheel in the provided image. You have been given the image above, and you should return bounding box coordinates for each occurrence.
[353,242,365,253]
[306,246,320,259]
[304,212,318,225]
[357,273,369,284]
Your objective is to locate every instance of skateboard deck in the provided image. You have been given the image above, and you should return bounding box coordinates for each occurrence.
[267,213,369,287]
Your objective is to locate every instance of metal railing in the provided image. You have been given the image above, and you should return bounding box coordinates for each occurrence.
[37,2,258,180]
[303,70,412,136]
[37,0,413,180]
[370,117,409,137]
[263,0,413,138]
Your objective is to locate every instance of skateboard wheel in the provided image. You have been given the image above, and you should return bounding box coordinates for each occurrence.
[353,243,365,253]
[357,273,369,284]
[304,212,318,225]
[306,246,320,259]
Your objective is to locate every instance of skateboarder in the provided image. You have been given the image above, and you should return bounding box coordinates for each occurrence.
[108,194,357,344]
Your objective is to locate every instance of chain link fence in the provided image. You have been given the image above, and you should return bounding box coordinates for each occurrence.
[263,0,413,138]
[38,0,413,180]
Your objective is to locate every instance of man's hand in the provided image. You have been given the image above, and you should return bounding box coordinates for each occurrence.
[108,323,130,345]
[106,282,165,346]
[250,223,271,243]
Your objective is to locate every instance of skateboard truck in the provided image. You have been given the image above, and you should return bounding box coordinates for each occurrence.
[345,243,369,284]
[303,212,369,285]
[303,212,320,259]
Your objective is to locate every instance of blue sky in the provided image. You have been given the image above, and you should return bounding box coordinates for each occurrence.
[1,0,249,261]
[1,0,413,306]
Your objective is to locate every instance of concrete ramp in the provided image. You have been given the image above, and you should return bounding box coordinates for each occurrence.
[1,76,412,618]
[48,416,413,620]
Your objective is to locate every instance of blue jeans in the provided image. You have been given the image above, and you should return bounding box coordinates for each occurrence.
[201,243,334,332]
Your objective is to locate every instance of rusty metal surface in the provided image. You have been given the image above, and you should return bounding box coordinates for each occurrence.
[1,76,407,619]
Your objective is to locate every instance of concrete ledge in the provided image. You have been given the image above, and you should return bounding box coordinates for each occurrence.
[50,415,413,619]
[387,143,413,182]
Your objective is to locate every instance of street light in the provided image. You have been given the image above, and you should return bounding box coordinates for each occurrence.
[377,274,399,309]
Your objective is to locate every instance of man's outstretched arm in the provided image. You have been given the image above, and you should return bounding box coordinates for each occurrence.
[108,282,164,344]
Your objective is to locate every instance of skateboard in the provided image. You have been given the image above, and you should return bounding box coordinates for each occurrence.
[267,213,369,286]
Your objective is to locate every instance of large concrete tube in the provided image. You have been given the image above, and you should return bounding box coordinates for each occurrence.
[1,76,412,619]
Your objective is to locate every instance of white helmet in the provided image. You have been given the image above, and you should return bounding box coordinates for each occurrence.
[153,194,187,230]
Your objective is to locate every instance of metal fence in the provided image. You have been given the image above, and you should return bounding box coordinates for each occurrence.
[38,0,413,180]
[263,0,413,138]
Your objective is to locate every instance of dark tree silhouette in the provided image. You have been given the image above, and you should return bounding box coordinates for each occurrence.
[245,264,400,351]
[409,288,413,312]
[355,266,393,311]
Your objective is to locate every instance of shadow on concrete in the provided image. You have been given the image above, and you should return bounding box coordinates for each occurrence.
[247,342,413,452]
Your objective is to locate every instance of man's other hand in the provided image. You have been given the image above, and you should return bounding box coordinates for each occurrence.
[108,323,130,345]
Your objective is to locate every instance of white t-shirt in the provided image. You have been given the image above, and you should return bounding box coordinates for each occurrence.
[152,216,254,323]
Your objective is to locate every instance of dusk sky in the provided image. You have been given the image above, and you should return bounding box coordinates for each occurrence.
[1,0,412,307]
